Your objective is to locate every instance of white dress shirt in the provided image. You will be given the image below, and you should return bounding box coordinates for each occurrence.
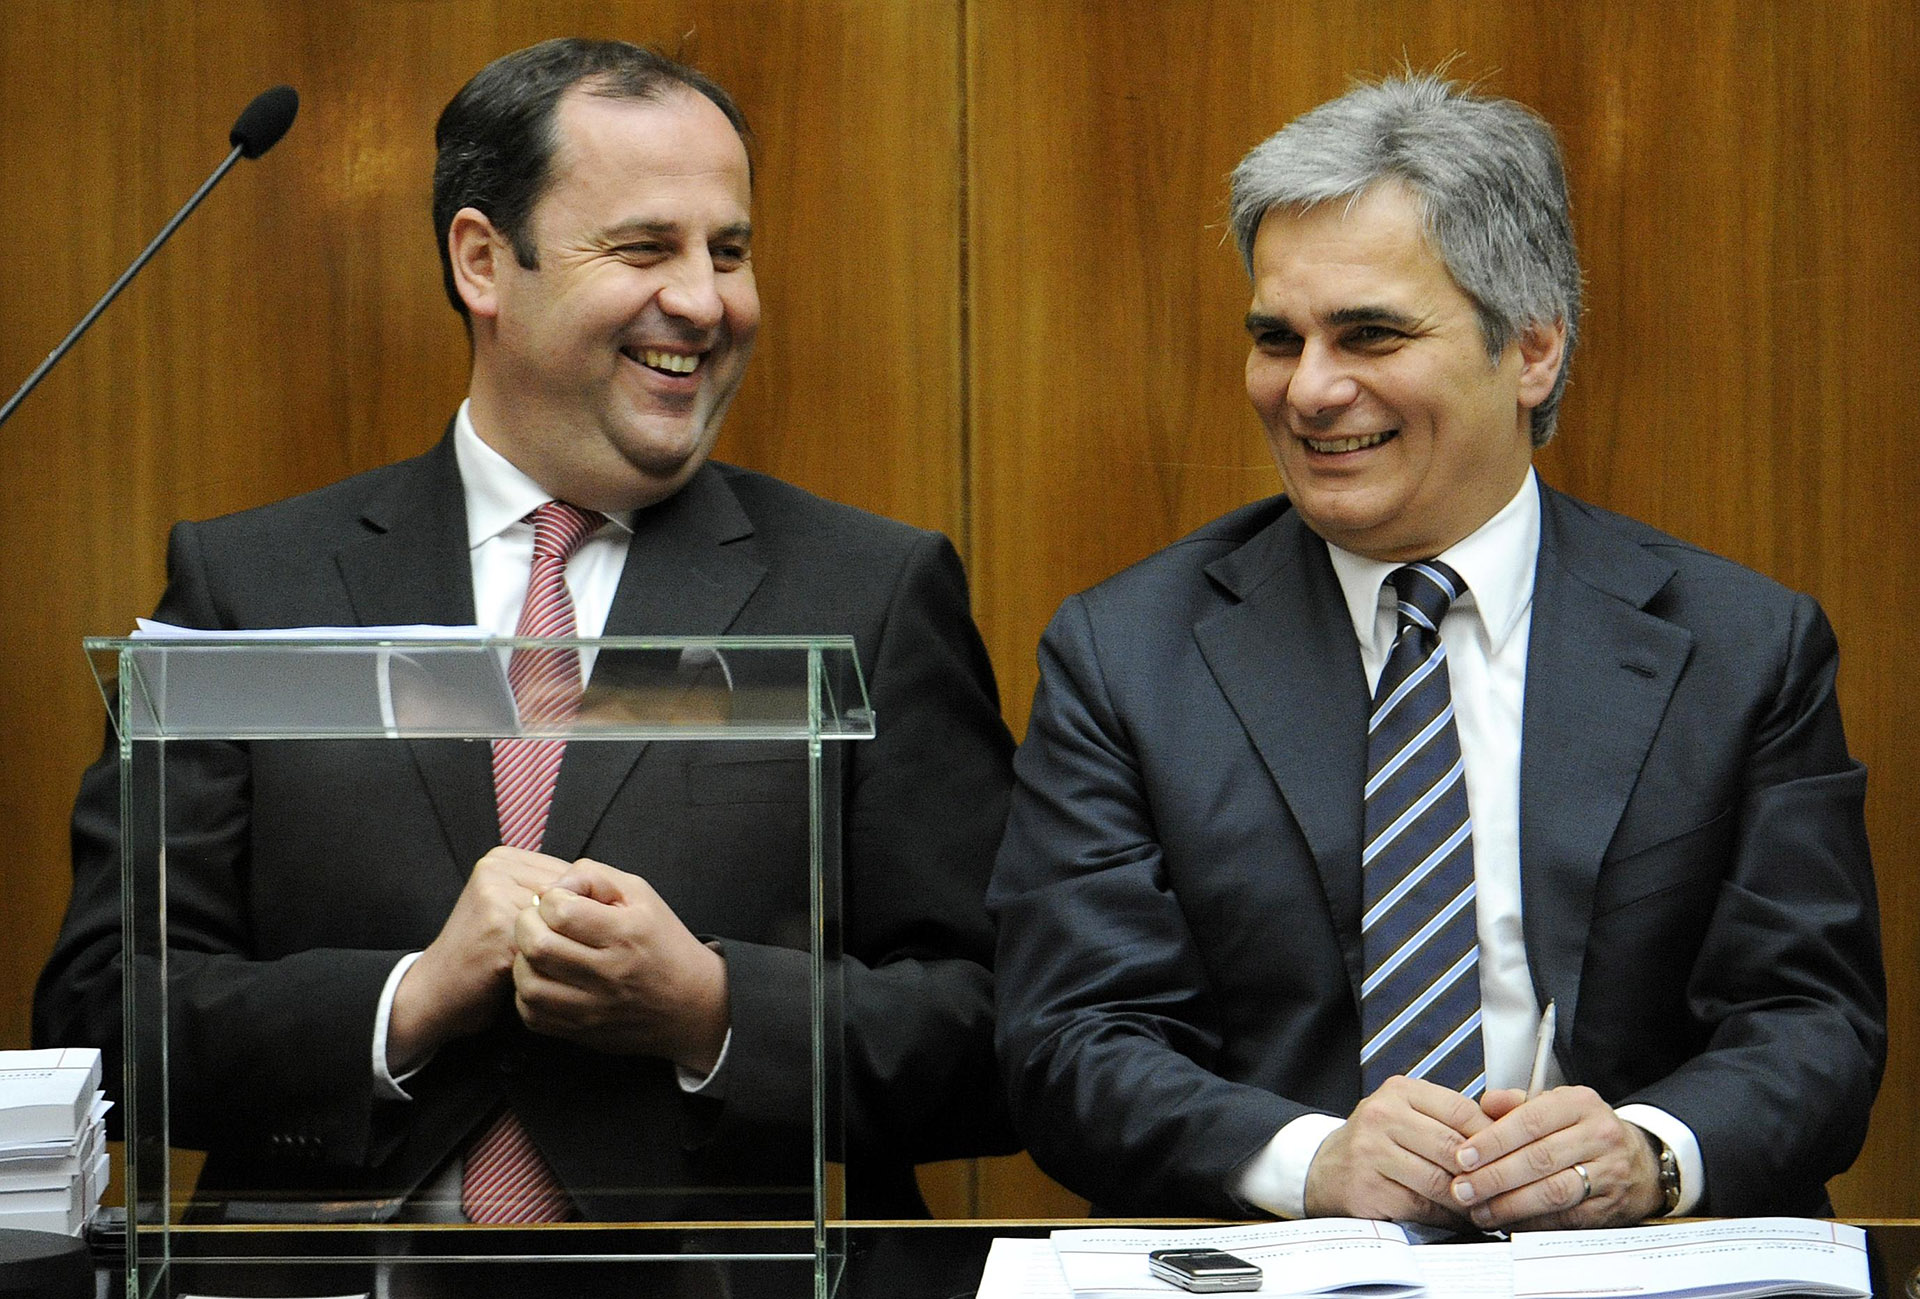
[454,402,633,645]
[368,408,733,1097]
[1237,470,1703,1219]
[360,405,739,1216]
[369,401,633,1101]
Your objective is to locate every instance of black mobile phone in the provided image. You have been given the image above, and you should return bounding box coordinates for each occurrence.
[1147,1247,1264,1293]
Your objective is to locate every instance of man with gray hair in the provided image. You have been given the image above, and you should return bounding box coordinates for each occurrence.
[990,74,1884,1230]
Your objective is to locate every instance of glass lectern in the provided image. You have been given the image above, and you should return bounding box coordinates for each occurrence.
[82,633,872,1299]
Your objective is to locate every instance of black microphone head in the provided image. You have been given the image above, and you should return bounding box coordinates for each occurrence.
[229,85,298,159]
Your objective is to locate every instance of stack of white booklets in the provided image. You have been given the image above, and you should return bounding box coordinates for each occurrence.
[0,1047,110,1236]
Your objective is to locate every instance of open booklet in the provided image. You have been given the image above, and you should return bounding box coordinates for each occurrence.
[979,1217,1870,1299]
[1508,1218,1869,1299]
[1050,1219,1422,1297]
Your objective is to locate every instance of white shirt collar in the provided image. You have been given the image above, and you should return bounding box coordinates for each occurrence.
[451,399,633,547]
[1324,467,1541,656]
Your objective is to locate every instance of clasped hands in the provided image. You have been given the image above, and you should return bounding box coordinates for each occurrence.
[1303,1076,1665,1231]
[388,846,730,1076]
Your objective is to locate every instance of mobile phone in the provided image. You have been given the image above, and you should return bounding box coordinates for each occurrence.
[1147,1247,1264,1293]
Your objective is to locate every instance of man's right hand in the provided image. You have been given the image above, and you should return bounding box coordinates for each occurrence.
[1303,1076,1493,1225]
[385,846,569,1073]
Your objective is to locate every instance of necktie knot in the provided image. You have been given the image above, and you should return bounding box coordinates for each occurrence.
[1389,560,1464,644]
[529,500,603,563]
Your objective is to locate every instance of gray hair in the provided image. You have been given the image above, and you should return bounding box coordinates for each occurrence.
[1229,74,1582,445]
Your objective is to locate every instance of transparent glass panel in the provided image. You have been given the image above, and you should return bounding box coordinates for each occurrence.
[78,636,866,1298]
[86,635,875,742]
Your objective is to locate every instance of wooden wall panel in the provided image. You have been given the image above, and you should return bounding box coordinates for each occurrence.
[0,0,969,1199]
[4,0,1914,1224]
[969,0,1918,1216]
[1523,1,1920,1217]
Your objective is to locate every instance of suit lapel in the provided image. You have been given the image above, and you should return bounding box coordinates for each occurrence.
[333,438,475,629]
[331,434,499,876]
[1519,484,1691,1046]
[1194,510,1373,1003]
[540,466,767,861]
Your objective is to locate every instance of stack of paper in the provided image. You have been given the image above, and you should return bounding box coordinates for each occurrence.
[0,1048,110,1235]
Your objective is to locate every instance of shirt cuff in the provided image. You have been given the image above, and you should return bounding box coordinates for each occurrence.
[675,1028,733,1096]
[1237,1113,1345,1219]
[1615,1103,1705,1216]
[373,951,426,1101]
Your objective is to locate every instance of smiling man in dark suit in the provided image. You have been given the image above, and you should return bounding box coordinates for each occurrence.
[36,38,1013,1222]
[989,73,1884,1232]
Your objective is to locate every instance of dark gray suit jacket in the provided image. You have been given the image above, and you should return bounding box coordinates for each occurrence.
[37,433,1016,1219]
[989,479,1885,1218]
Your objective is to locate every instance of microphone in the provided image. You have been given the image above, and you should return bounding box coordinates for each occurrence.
[229,84,299,159]
[0,85,300,430]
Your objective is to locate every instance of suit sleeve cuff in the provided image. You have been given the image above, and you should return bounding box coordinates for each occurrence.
[1237,1113,1345,1219]
[1615,1103,1705,1216]
[676,1029,734,1096]
[372,951,425,1101]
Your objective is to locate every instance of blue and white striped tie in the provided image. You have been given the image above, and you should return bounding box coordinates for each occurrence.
[1360,560,1485,1098]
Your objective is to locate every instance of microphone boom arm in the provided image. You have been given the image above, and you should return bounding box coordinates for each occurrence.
[0,82,297,430]
[0,143,245,430]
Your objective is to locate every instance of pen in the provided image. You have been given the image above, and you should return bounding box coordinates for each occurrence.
[1525,1001,1557,1099]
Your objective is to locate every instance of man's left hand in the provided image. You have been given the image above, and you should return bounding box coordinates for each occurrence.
[510,857,730,1074]
[1446,1087,1664,1230]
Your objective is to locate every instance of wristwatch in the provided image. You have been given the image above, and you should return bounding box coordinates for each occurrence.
[1643,1129,1682,1216]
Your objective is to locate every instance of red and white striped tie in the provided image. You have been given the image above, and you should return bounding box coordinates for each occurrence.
[463,499,603,1224]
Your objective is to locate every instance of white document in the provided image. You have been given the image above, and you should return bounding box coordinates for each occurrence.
[0,1197,89,1235]
[134,620,488,639]
[1510,1217,1870,1299]
[128,620,515,738]
[1412,1241,1514,1299]
[979,1234,1504,1299]
[0,1094,105,1166]
[1051,1219,1422,1297]
[977,1237,1075,1298]
[983,1217,1869,1299]
[0,1181,85,1213]
[0,1048,101,1144]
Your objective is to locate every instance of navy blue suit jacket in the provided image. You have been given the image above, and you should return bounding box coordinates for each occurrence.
[989,479,1884,1217]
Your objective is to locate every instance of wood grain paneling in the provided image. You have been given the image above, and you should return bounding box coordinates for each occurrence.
[968,0,1918,1216]
[0,0,968,1199]
[4,0,1914,1223]
[1524,1,1920,1217]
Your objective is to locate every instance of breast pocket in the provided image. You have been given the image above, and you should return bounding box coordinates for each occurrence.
[1589,804,1735,919]
[676,752,814,948]
[685,752,810,806]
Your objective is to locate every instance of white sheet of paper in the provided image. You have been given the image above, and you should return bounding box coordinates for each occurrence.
[1412,1241,1514,1299]
[976,1237,1074,1298]
[1510,1217,1870,1299]
[135,619,487,640]
[1052,1219,1422,1297]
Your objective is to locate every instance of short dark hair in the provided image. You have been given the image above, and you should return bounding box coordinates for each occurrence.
[431,38,752,317]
